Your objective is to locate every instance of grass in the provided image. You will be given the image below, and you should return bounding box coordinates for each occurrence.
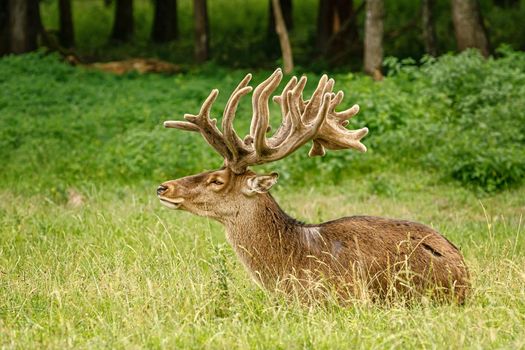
[0,174,524,348]
[1,53,524,348]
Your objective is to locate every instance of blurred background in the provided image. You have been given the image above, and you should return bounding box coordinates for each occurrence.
[2,0,525,68]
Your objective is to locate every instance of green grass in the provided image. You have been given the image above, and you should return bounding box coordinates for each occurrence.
[1,53,524,348]
[1,175,524,348]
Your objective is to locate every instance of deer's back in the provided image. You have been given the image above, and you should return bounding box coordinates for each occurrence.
[310,216,470,302]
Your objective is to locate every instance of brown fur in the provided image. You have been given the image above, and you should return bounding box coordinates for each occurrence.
[158,168,470,303]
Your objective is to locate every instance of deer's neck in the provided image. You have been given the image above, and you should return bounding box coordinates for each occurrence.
[224,192,303,237]
[223,194,321,287]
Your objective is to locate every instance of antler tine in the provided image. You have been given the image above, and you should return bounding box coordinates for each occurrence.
[249,69,283,136]
[164,120,200,132]
[309,84,368,157]
[251,69,283,156]
[269,76,307,146]
[335,103,360,121]
[327,90,360,122]
[302,74,329,124]
[329,90,344,112]
[267,76,298,148]
[222,74,253,160]
[324,78,335,96]
[184,89,218,122]
[271,92,331,160]
[164,89,221,131]
[165,89,233,161]
[272,75,296,107]
[290,75,308,115]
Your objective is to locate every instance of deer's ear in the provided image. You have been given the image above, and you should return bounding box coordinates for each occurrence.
[243,172,279,196]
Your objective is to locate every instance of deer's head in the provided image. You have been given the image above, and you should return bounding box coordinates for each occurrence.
[157,69,368,220]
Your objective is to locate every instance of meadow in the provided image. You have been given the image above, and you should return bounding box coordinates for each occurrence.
[0,52,524,348]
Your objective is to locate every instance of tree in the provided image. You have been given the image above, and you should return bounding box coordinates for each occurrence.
[0,0,8,55]
[451,0,490,57]
[493,0,519,7]
[8,0,40,54]
[267,0,292,56]
[316,0,362,62]
[193,0,209,62]
[268,0,292,33]
[329,0,362,62]
[316,0,334,53]
[271,0,293,73]
[421,0,438,56]
[363,0,384,79]
[58,0,74,48]
[111,0,133,42]
[151,0,178,43]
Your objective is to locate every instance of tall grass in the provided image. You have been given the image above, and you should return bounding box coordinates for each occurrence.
[1,52,524,348]
[0,178,524,348]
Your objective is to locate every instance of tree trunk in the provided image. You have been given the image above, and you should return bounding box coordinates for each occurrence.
[111,0,133,42]
[421,0,437,56]
[363,0,384,79]
[328,0,361,62]
[333,0,350,33]
[316,0,335,53]
[0,0,8,55]
[269,0,292,33]
[193,0,209,63]
[8,0,39,54]
[267,0,292,57]
[58,0,74,48]
[451,0,490,57]
[271,0,293,73]
[493,0,519,7]
[317,0,361,61]
[152,0,178,43]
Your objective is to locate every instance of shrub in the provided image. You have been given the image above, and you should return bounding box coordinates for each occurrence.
[1,50,524,193]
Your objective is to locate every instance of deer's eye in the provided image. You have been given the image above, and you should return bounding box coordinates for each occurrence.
[209,179,224,186]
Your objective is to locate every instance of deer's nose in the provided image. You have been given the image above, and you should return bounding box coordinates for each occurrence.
[157,185,168,196]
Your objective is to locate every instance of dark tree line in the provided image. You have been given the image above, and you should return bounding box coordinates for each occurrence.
[0,0,493,78]
[58,0,74,47]
[1,0,40,55]
[316,0,362,63]
[111,0,133,42]
[152,0,178,43]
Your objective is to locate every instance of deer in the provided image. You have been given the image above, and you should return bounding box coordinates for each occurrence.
[157,69,470,304]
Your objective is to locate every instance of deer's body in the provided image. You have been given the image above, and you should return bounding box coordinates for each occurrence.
[158,69,470,303]
[221,191,469,302]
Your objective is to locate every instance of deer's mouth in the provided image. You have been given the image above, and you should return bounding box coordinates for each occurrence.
[159,197,184,209]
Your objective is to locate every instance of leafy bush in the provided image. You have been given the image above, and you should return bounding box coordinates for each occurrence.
[1,50,524,193]
[383,48,525,191]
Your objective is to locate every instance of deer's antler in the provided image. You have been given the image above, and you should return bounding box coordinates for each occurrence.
[164,69,368,174]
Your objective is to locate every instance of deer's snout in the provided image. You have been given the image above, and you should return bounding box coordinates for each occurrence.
[157,185,168,196]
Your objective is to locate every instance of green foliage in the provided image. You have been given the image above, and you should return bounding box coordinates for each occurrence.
[1,50,524,193]
[381,48,525,191]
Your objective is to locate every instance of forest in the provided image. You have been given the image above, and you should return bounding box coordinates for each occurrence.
[0,1,524,349]
[2,0,525,71]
